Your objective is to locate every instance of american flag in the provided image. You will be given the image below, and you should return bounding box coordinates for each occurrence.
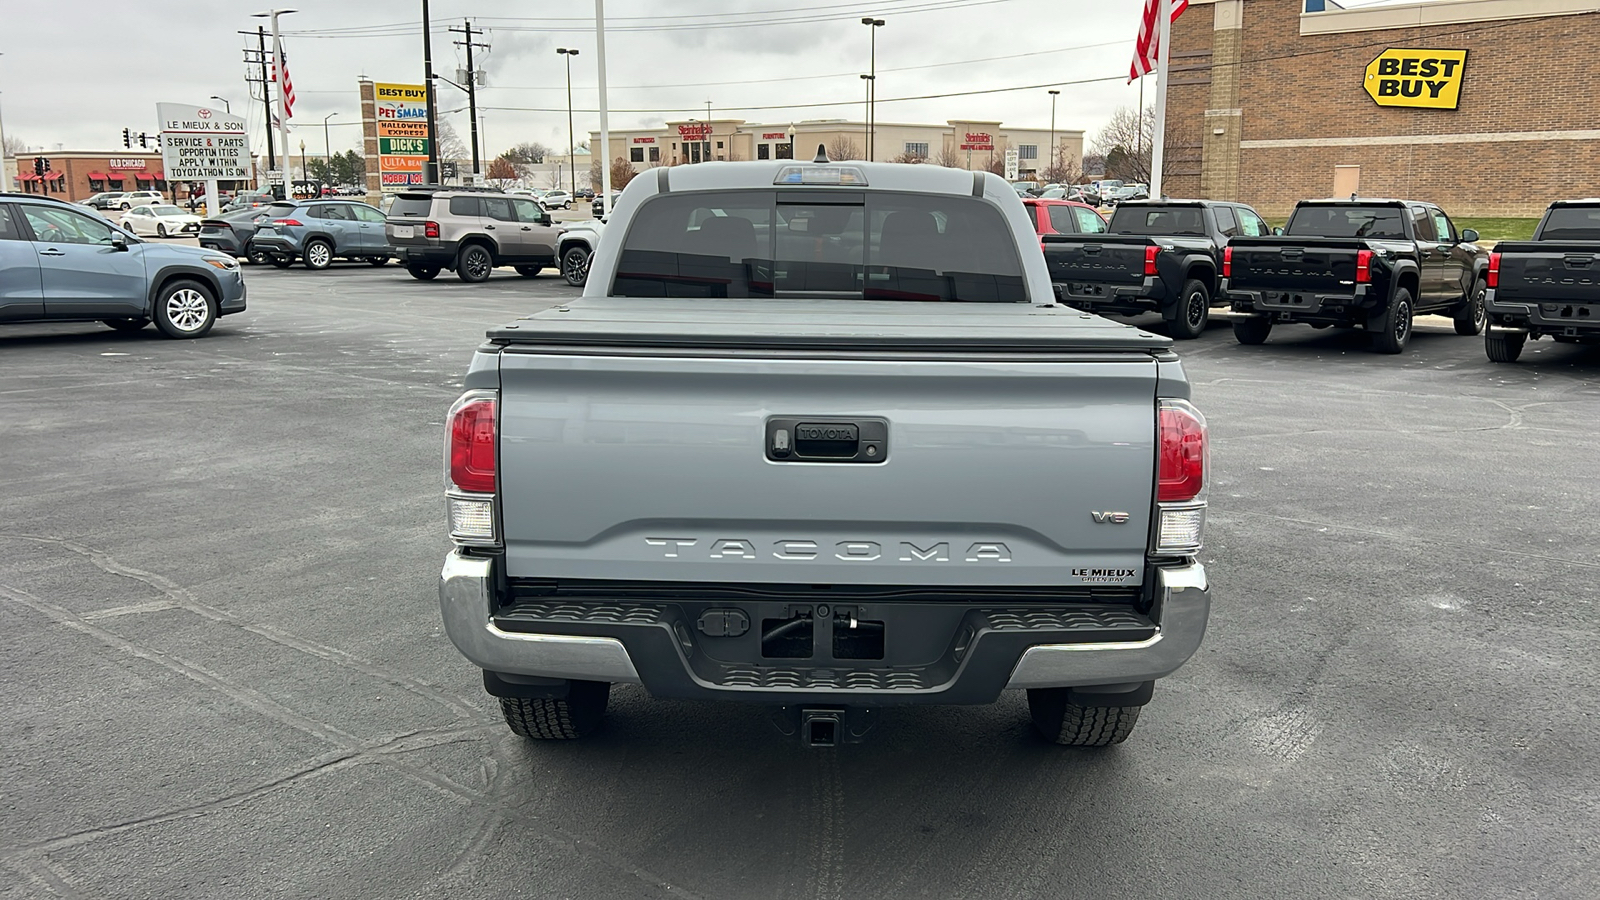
[1129,0,1188,82]
[270,37,296,121]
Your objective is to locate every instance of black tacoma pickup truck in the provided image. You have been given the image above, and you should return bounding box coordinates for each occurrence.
[1484,199,1600,363]
[1042,199,1272,339]
[1221,199,1489,353]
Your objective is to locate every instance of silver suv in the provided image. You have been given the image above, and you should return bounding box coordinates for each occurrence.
[385,189,563,283]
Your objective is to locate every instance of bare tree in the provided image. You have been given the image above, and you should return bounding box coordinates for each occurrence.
[505,142,547,164]
[890,148,928,165]
[545,166,566,190]
[1041,157,1081,185]
[436,121,469,162]
[1080,152,1107,179]
[3,134,26,156]
[983,140,1014,177]
[609,157,636,191]
[826,135,862,161]
[934,145,963,169]
[1091,105,1155,185]
[589,160,603,192]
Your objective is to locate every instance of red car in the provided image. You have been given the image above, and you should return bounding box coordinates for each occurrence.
[1022,198,1108,241]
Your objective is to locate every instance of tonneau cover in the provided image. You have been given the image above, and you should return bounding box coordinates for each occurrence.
[486,298,1173,353]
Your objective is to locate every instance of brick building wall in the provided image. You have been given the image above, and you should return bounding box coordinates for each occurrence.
[1165,0,1600,218]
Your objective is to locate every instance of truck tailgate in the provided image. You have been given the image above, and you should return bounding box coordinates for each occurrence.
[493,299,1165,588]
[1491,241,1600,304]
[1227,237,1365,294]
[1041,234,1152,288]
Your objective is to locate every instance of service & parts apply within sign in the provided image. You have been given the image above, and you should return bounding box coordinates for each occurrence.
[157,103,251,180]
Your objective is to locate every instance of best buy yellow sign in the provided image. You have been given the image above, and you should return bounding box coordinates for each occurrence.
[1364,49,1468,109]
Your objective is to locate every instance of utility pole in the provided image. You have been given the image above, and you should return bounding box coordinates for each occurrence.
[450,19,489,181]
[422,0,440,184]
[240,27,277,189]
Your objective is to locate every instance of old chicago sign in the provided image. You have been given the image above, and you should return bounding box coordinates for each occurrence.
[1364,49,1468,109]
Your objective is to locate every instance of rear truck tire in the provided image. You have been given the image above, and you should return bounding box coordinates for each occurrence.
[457,243,495,283]
[406,263,441,281]
[1453,278,1488,336]
[303,239,334,270]
[102,318,150,333]
[246,244,271,266]
[562,245,591,287]
[269,255,295,269]
[1486,329,1527,363]
[1028,687,1143,747]
[1167,278,1210,340]
[366,256,389,267]
[514,265,543,277]
[499,681,610,739]
[1369,287,1414,354]
[1233,315,1273,345]
[152,279,217,339]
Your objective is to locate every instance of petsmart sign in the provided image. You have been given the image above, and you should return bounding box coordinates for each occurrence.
[375,82,431,187]
[1363,49,1467,109]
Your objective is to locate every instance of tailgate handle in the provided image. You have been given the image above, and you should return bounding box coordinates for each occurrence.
[1280,248,1304,259]
[1565,255,1594,268]
[1082,244,1102,255]
[767,418,888,464]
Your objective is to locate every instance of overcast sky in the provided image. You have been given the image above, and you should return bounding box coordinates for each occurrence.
[0,0,1422,159]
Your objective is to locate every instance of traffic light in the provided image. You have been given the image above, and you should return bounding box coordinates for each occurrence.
[34,157,44,177]
[42,158,51,174]
[122,128,131,148]
[138,133,150,149]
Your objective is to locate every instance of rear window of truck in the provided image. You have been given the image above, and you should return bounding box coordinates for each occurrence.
[1539,207,1600,241]
[1108,206,1206,236]
[1286,206,1406,239]
[612,190,1027,302]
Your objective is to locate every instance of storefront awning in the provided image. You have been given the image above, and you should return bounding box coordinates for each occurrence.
[87,172,110,180]
[147,171,165,181]
[17,173,39,182]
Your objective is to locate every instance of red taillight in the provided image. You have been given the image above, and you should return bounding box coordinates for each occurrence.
[1157,400,1207,503]
[449,397,497,494]
[1222,246,1232,278]
[1144,245,1160,277]
[1487,251,1501,289]
[1356,248,1373,284]
[424,220,440,239]
[271,218,303,227]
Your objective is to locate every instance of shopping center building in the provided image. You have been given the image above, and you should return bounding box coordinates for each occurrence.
[1164,0,1600,217]
[5,151,174,203]
[590,118,1085,180]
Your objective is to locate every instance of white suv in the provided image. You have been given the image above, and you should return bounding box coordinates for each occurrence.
[538,190,573,211]
[119,190,164,210]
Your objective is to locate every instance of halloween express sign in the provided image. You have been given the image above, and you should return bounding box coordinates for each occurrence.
[1364,49,1468,109]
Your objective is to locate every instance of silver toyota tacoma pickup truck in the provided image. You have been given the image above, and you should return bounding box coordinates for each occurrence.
[439,152,1212,747]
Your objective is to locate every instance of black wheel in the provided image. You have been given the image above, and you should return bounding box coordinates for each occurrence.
[457,243,494,283]
[157,223,168,238]
[102,318,150,333]
[514,265,543,277]
[1369,287,1414,354]
[562,245,591,287]
[1168,278,1211,340]
[303,239,334,270]
[246,243,271,266]
[1485,330,1526,363]
[366,256,390,267]
[269,255,294,269]
[152,279,217,339]
[1027,688,1142,746]
[406,264,441,281]
[499,681,610,739]
[1233,315,1273,345]
[1453,278,1487,336]
[120,202,131,210]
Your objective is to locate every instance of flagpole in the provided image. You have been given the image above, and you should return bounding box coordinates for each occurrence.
[1149,0,1171,199]
[269,11,292,196]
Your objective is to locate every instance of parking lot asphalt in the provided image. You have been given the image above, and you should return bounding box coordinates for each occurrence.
[2,263,1597,899]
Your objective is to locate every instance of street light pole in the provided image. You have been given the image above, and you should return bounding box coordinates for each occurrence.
[859,75,873,158]
[299,139,306,189]
[210,95,232,114]
[323,112,337,185]
[1048,89,1059,181]
[558,48,578,197]
[705,99,712,161]
[860,18,884,160]
[0,53,10,181]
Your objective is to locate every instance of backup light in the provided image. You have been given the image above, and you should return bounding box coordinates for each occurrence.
[445,390,500,547]
[1155,504,1206,555]
[448,496,497,544]
[774,165,868,186]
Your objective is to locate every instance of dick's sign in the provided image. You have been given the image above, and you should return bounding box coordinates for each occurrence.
[1364,49,1467,110]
